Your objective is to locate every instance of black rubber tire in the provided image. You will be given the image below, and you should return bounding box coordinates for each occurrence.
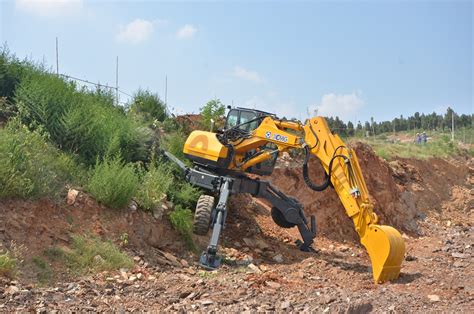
[271,207,297,228]
[193,195,214,235]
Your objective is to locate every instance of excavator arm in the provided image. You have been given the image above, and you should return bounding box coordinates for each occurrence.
[224,116,405,282]
[177,111,405,283]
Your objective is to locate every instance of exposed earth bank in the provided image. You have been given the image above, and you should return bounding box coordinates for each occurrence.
[0,143,472,312]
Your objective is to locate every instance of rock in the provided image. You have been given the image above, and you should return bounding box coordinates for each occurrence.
[427,294,440,302]
[66,189,79,205]
[180,259,189,267]
[453,261,466,268]
[281,301,291,310]
[243,238,256,247]
[346,302,373,314]
[136,273,143,280]
[201,300,214,306]
[120,269,129,280]
[133,256,141,262]
[405,255,417,261]
[265,281,281,289]
[451,252,469,259]
[248,263,262,274]
[128,200,138,212]
[338,245,349,252]
[128,275,137,282]
[93,255,105,264]
[446,220,452,227]
[5,285,19,295]
[153,206,164,220]
[273,254,284,263]
[255,239,270,250]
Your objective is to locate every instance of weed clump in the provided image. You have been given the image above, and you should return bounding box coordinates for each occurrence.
[47,235,133,275]
[88,156,139,209]
[169,205,195,248]
[136,162,173,211]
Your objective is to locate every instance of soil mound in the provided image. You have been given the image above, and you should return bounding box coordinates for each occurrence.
[266,142,470,242]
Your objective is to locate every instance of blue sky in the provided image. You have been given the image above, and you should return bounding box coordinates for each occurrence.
[1,0,472,123]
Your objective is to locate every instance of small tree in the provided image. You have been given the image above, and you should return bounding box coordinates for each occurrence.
[200,99,225,130]
[130,89,168,123]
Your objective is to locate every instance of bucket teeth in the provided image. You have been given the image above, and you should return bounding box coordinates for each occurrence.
[361,225,406,283]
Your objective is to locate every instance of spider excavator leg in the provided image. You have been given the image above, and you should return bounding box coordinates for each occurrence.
[199,178,232,269]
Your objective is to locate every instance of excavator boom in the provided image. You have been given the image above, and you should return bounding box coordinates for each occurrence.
[174,108,405,283]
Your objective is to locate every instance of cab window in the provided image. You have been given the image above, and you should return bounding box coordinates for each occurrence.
[226,109,239,129]
[239,111,258,131]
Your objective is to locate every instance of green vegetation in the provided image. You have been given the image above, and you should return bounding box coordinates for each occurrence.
[169,182,200,209]
[0,119,79,199]
[32,256,53,284]
[161,130,187,160]
[200,99,225,130]
[47,234,133,275]
[136,162,173,211]
[129,89,168,124]
[87,156,139,209]
[0,250,17,278]
[169,205,195,248]
[356,132,467,160]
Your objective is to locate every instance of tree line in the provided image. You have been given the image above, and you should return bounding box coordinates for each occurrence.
[324,107,472,137]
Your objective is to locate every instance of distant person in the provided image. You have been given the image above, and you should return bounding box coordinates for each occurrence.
[415,133,421,144]
[422,132,427,144]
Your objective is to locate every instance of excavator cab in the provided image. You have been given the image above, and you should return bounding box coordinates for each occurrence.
[224,107,273,131]
[224,108,278,176]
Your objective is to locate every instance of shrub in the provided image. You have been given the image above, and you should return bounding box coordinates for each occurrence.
[129,89,168,123]
[161,130,187,160]
[88,156,139,209]
[14,70,152,165]
[169,205,194,247]
[169,182,200,209]
[0,250,17,278]
[0,119,78,199]
[136,162,173,211]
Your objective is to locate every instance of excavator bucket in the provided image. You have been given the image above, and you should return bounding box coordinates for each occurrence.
[361,224,406,283]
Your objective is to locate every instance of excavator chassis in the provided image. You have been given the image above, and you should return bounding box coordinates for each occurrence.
[164,151,316,269]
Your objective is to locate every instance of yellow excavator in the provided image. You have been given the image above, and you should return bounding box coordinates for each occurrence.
[164,107,405,283]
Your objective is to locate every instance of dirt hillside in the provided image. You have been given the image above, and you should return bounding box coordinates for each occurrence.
[0,142,472,312]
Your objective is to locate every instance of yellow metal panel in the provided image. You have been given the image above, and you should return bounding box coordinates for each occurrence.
[183,131,228,161]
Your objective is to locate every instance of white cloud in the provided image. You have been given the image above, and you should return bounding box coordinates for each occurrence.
[233,66,264,83]
[176,24,197,39]
[15,0,83,18]
[310,91,364,121]
[116,19,154,44]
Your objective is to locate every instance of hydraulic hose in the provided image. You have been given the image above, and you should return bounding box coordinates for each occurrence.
[303,146,351,192]
[302,145,331,191]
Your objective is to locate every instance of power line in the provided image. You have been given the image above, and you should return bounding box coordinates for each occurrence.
[60,73,133,99]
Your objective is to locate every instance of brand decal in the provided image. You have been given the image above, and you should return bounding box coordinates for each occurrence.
[273,133,288,143]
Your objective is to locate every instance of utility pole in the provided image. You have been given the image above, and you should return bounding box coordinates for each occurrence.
[55,37,59,75]
[451,110,454,142]
[165,75,168,107]
[115,56,119,106]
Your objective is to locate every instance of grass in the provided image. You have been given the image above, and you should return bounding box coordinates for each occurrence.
[46,234,133,275]
[355,133,468,160]
[0,250,17,278]
[88,156,139,209]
